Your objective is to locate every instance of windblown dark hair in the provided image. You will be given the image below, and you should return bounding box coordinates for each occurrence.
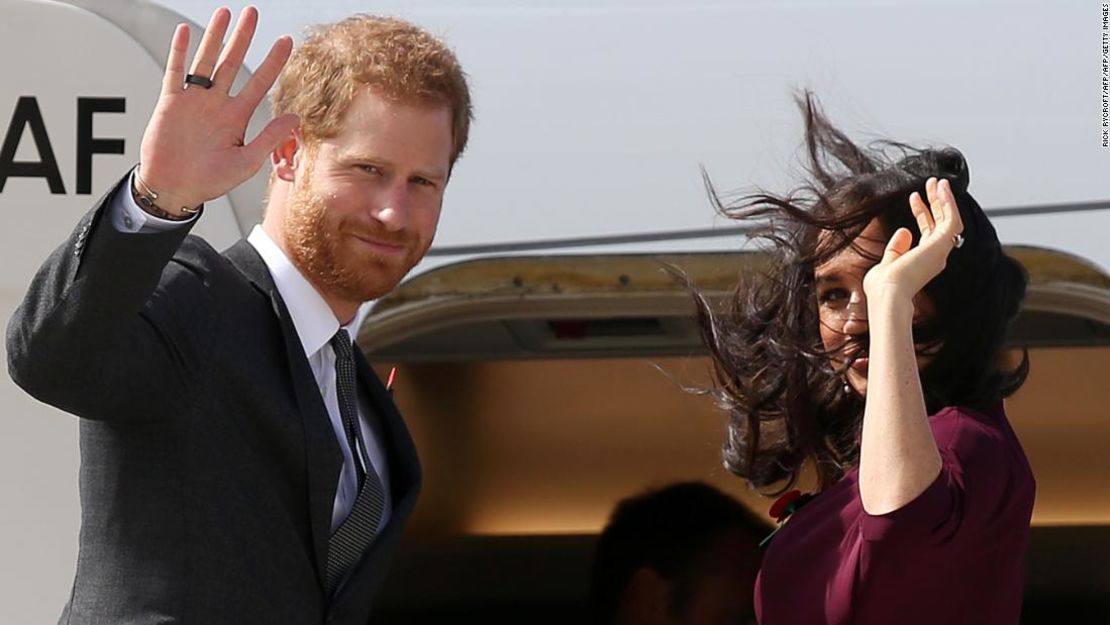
[693,93,1029,493]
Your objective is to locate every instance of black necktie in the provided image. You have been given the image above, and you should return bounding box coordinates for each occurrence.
[325,329,386,595]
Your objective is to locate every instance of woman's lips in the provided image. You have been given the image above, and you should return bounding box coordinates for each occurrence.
[850,355,869,372]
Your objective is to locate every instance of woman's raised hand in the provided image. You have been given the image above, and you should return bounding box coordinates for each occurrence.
[863,177,966,305]
[137,6,299,216]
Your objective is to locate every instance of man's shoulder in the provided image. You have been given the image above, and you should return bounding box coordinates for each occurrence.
[145,236,274,339]
[169,236,252,276]
[158,236,256,300]
[172,234,227,265]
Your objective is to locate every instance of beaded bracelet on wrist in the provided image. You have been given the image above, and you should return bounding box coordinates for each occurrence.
[132,165,200,221]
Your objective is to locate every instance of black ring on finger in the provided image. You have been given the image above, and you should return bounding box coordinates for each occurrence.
[184,73,214,89]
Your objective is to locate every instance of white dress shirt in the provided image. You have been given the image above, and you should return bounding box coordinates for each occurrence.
[110,177,392,533]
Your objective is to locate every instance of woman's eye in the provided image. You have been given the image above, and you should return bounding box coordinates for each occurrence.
[819,288,848,304]
[359,164,381,175]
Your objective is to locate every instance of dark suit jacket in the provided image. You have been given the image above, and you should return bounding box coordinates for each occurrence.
[6,177,422,624]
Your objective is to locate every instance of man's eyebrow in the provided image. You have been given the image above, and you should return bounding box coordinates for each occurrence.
[342,153,447,181]
[411,168,449,182]
[341,152,392,166]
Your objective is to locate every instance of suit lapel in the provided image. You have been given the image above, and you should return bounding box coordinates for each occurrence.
[225,240,342,591]
[353,352,421,508]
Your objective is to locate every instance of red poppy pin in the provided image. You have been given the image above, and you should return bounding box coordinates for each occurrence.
[759,489,815,548]
[769,490,804,523]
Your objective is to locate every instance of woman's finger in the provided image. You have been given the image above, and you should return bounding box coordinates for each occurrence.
[188,7,232,83]
[881,227,914,264]
[909,191,935,238]
[924,177,939,211]
[938,179,964,235]
[212,6,258,93]
[924,177,946,230]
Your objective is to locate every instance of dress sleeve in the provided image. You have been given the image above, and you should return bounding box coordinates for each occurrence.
[858,405,1016,544]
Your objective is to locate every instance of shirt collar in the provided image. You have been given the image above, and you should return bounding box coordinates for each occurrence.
[247,225,349,358]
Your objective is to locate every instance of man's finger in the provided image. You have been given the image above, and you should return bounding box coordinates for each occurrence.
[242,113,300,170]
[161,23,191,95]
[235,35,294,111]
[212,6,259,93]
[188,7,232,84]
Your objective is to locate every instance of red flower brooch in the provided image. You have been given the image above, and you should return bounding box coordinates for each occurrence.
[760,489,815,548]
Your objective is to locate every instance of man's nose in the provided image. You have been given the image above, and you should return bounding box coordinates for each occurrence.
[370,184,410,232]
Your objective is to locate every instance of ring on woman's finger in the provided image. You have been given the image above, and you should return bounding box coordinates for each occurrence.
[184,73,214,89]
[953,233,966,249]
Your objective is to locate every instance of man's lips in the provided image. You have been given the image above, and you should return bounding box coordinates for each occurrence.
[351,233,406,255]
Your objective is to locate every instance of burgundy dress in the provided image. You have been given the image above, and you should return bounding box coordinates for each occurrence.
[754,403,1035,625]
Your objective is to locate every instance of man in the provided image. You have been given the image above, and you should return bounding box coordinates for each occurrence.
[6,7,471,624]
[590,482,768,625]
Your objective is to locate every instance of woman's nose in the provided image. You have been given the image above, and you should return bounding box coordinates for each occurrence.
[841,291,868,333]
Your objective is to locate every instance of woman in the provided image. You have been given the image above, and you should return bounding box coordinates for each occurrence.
[694,95,1034,624]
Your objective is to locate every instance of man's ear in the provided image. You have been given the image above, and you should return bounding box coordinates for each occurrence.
[271,130,303,182]
[618,566,672,625]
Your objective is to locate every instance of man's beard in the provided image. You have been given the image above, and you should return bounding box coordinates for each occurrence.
[283,176,425,305]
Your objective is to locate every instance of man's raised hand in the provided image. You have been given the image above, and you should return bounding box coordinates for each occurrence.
[138,6,298,216]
